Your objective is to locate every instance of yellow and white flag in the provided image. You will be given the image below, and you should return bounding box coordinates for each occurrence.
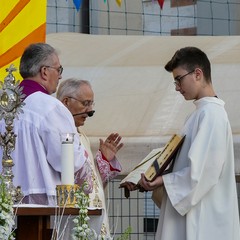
[0,0,47,81]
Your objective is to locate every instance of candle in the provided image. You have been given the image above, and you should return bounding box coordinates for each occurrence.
[61,133,74,185]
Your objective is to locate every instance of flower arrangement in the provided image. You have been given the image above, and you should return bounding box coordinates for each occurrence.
[72,181,132,240]
[72,181,97,240]
[0,175,15,240]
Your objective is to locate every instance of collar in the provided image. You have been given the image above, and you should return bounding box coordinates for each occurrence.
[20,79,49,100]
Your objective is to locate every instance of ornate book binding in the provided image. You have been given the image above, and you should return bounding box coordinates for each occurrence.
[144,134,185,182]
[119,134,185,198]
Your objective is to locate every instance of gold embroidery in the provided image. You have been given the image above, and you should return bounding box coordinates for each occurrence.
[92,194,102,208]
[100,223,107,238]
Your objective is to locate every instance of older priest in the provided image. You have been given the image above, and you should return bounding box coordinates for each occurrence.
[1,43,92,205]
[56,78,123,238]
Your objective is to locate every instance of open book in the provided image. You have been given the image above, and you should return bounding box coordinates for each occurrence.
[120,134,185,198]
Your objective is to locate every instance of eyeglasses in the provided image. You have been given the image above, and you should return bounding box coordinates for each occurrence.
[67,96,95,107]
[45,65,63,75]
[174,70,194,87]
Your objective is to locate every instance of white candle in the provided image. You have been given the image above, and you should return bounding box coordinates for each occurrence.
[61,133,74,185]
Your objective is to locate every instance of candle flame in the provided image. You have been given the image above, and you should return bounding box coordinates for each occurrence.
[66,133,70,141]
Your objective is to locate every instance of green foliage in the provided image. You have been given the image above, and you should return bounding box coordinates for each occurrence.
[116,226,132,240]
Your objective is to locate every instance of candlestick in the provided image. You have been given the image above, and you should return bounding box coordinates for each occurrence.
[56,184,79,207]
[61,133,74,185]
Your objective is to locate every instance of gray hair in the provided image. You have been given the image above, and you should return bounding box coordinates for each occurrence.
[56,78,92,101]
[20,43,57,78]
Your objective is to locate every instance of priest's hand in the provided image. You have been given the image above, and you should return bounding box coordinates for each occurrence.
[99,133,124,161]
[119,181,139,191]
[138,173,163,191]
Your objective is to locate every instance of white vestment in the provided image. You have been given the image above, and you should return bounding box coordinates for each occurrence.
[157,97,240,240]
[80,130,121,237]
[0,92,91,205]
[62,130,121,239]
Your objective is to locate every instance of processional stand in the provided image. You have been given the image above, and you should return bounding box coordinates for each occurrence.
[0,64,25,202]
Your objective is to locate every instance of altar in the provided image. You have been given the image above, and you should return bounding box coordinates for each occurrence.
[14,205,102,240]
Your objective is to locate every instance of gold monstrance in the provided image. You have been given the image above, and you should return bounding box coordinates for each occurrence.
[0,65,25,202]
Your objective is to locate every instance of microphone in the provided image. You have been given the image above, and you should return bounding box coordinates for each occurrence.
[73,110,95,117]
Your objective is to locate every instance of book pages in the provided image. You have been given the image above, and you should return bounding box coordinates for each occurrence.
[120,148,163,185]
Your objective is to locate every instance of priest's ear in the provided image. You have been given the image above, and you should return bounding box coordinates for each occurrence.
[40,66,49,81]
[61,97,70,107]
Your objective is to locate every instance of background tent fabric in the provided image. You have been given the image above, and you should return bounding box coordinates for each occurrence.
[47,33,240,175]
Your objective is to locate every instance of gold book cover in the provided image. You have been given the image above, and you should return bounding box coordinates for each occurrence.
[145,134,185,181]
[120,134,185,198]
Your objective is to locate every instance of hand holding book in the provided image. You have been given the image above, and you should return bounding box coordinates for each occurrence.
[138,173,164,191]
[119,134,185,198]
[119,147,163,197]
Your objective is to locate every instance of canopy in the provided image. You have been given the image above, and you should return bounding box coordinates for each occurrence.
[46,33,240,174]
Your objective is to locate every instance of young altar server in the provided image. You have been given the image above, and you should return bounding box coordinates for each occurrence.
[138,46,240,240]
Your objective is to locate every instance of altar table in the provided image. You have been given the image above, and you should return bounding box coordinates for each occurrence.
[14,206,102,240]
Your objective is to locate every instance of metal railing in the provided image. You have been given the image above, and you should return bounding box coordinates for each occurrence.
[107,175,240,240]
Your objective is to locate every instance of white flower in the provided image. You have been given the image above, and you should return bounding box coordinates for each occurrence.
[82,224,88,229]
[72,218,79,224]
[72,181,132,240]
[0,175,15,240]
[72,181,97,240]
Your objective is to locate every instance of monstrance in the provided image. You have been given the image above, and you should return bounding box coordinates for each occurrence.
[0,64,25,202]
